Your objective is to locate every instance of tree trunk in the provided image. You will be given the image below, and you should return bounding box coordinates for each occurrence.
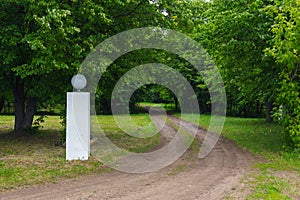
[0,97,4,113]
[14,77,25,136]
[21,97,38,128]
[265,100,273,122]
[13,77,38,136]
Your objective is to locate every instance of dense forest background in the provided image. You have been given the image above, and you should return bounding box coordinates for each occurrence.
[0,0,299,148]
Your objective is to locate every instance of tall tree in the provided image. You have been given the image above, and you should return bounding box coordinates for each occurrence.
[197,0,279,120]
[266,0,300,148]
[0,0,170,135]
[1,1,82,135]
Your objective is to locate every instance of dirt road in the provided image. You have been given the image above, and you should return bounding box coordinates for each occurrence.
[1,112,254,200]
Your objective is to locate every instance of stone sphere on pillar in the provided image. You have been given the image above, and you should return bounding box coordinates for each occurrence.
[71,74,87,91]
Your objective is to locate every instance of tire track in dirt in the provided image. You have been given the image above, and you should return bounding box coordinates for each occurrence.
[1,111,254,200]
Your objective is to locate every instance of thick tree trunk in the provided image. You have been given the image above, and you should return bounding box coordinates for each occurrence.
[14,77,25,135]
[265,100,273,122]
[21,97,38,128]
[0,97,4,113]
[13,77,38,136]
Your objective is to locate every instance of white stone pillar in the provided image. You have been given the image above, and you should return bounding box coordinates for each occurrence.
[66,92,90,160]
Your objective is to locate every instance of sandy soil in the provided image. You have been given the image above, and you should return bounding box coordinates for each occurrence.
[1,111,255,200]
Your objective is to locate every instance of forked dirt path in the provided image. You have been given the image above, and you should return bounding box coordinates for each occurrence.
[1,111,255,200]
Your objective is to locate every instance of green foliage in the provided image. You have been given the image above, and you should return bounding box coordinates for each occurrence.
[197,0,279,118]
[265,0,300,148]
[1,0,298,149]
[96,46,211,114]
[192,0,299,148]
[0,0,171,133]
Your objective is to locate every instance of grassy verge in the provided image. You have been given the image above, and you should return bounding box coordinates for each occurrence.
[177,113,300,199]
[0,114,159,192]
[91,114,159,153]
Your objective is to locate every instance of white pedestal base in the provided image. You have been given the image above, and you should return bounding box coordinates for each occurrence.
[66,92,90,160]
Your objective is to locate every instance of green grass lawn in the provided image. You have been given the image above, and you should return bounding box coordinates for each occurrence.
[177,113,300,199]
[93,114,159,153]
[0,114,159,191]
[179,114,285,153]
